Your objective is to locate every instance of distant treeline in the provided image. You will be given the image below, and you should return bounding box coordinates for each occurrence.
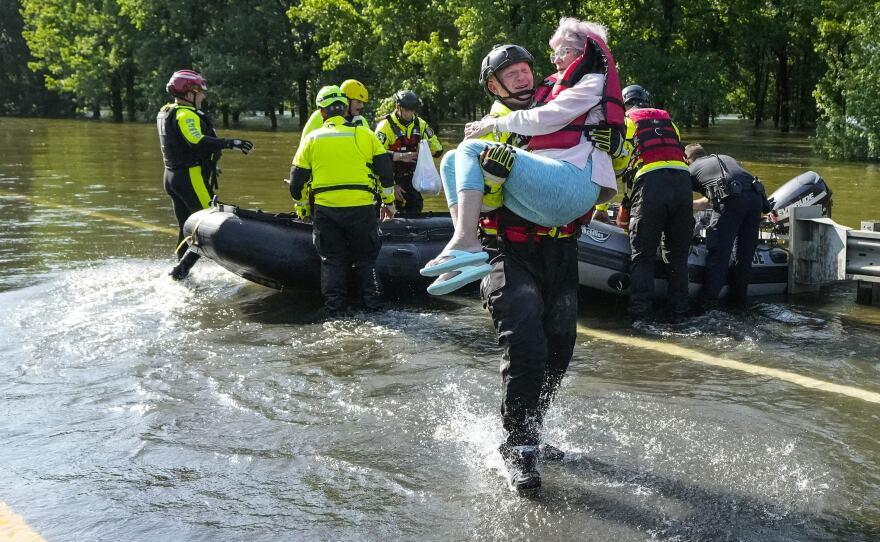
[1,0,877,160]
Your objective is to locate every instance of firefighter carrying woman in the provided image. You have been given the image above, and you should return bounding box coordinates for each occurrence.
[419,18,625,495]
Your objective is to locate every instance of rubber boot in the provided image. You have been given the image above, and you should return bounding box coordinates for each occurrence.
[320,262,348,315]
[169,248,200,281]
[539,443,565,461]
[354,264,383,311]
[498,443,541,495]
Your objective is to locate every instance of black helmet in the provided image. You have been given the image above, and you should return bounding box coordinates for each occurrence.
[394,90,421,110]
[479,44,534,88]
[479,44,535,108]
[622,84,651,108]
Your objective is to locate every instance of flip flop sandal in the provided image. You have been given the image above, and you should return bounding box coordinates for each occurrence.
[426,263,493,296]
[420,249,489,277]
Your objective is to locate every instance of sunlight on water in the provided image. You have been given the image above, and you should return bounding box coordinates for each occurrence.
[1,117,879,540]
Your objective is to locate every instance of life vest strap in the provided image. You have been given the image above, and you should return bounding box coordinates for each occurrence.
[480,208,579,245]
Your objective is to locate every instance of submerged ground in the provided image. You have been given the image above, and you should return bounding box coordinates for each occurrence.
[1,117,878,541]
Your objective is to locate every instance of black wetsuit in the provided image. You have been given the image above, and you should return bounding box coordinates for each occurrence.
[157,103,226,259]
[481,232,579,447]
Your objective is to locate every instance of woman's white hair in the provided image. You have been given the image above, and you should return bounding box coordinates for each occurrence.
[549,17,608,49]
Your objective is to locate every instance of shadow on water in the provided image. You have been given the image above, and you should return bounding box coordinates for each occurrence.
[532,456,880,542]
[1,258,878,540]
[228,280,471,326]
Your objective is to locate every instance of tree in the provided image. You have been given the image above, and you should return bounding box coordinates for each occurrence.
[0,0,74,115]
[814,0,880,160]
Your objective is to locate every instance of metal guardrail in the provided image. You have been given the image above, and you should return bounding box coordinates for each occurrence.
[845,231,880,278]
[788,206,880,305]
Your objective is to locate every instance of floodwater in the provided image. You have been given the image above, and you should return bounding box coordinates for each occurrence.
[1,117,879,541]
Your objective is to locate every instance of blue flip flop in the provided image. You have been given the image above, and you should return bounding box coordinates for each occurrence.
[420,249,489,277]
[426,263,493,296]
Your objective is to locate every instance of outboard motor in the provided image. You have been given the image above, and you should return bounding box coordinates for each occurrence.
[768,171,832,224]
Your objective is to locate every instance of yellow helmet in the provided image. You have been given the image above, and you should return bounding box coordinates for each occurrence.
[315,85,349,109]
[340,79,369,102]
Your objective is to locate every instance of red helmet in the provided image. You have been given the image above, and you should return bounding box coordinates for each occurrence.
[166,70,207,96]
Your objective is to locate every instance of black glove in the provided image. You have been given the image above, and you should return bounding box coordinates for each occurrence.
[587,126,624,158]
[480,144,516,184]
[227,138,254,154]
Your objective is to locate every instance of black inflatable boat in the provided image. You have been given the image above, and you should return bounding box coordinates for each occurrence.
[182,204,453,290]
[577,171,832,297]
[182,171,831,297]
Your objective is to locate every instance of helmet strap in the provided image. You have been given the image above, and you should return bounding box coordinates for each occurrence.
[394,109,414,126]
[491,76,535,110]
[174,90,198,108]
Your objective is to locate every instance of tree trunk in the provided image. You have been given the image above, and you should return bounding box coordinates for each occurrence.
[111,75,124,122]
[92,102,101,119]
[297,76,308,129]
[753,50,768,126]
[222,104,230,128]
[776,45,790,133]
[269,106,278,130]
[125,65,136,121]
[660,0,676,49]
[232,110,240,124]
[699,103,710,128]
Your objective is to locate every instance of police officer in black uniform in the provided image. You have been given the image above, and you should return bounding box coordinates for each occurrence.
[685,143,766,310]
[157,69,253,280]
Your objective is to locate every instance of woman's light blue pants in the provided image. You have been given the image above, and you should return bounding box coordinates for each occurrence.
[440,139,600,227]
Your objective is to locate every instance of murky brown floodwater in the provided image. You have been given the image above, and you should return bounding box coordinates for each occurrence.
[1,117,879,541]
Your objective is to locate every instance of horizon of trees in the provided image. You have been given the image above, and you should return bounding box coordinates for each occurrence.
[0,0,877,160]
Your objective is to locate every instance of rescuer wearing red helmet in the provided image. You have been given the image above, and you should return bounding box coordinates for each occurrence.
[157,69,254,280]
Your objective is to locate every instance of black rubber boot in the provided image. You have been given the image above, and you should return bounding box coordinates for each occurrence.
[169,248,200,281]
[353,264,383,311]
[538,443,565,461]
[499,443,541,495]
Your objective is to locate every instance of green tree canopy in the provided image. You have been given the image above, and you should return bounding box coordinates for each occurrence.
[3,0,877,160]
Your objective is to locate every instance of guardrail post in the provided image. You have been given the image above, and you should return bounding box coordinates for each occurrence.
[788,205,849,295]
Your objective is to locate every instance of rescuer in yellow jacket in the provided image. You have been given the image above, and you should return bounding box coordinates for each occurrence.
[289,85,395,314]
[374,90,443,215]
[158,69,253,281]
[301,79,371,138]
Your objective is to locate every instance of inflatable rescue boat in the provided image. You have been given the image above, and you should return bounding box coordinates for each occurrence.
[182,171,831,297]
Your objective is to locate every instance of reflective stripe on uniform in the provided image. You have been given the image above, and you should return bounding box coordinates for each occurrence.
[294,115,385,207]
[481,227,575,239]
[635,160,689,179]
[311,132,355,139]
[176,109,205,144]
[189,165,211,208]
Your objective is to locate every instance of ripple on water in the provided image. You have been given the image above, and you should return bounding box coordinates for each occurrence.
[1,258,878,541]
